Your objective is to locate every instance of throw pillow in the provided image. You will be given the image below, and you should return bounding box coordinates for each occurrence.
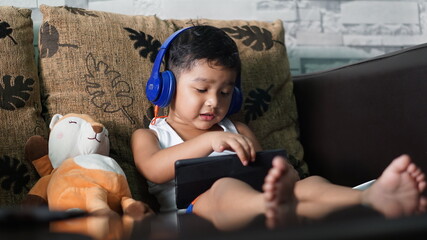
[0,6,47,206]
[39,5,171,209]
[38,5,308,209]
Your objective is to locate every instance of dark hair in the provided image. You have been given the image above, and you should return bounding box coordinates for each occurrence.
[165,25,241,77]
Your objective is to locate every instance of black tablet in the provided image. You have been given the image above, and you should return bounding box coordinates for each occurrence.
[174,149,287,209]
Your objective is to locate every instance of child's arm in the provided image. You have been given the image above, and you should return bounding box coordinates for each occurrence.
[131,125,259,184]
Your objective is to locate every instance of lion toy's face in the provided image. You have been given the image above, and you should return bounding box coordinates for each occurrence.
[48,113,110,168]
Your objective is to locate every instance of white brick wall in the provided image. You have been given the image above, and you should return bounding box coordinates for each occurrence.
[341,1,419,24]
[0,0,37,8]
[1,0,426,74]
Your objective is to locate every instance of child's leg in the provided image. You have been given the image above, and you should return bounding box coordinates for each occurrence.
[192,177,264,230]
[294,176,363,218]
[191,157,297,231]
[294,154,426,219]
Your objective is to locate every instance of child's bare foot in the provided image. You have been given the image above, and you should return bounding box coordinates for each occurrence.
[362,154,426,218]
[263,156,298,228]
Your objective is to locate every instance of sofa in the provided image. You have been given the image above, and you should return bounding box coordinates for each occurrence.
[294,42,427,189]
[0,4,426,239]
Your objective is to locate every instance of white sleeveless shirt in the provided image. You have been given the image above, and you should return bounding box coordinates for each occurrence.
[148,117,238,212]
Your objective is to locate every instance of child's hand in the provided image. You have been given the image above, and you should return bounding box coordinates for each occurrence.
[209,132,256,166]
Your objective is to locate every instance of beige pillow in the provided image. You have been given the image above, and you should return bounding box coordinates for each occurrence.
[0,6,47,206]
[38,5,308,208]
[39,5,173,208]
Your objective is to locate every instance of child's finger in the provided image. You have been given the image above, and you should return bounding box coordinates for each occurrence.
[232,134,256,162]
[246,138,256,162]
[244,139,256,162]
[235,137,252,160]
[227,139,249,165]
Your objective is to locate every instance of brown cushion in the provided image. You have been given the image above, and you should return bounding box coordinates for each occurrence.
[0,6,48,205]
[38,5,308,208]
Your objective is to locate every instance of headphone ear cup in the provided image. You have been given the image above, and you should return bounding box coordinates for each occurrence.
[145,76,161,103]
[226,86,243,116]
[154,70,176,108]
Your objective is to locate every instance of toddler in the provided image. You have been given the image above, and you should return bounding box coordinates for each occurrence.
[132,25,426,229]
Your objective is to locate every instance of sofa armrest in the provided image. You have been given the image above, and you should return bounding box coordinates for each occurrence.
[293,43,427,187]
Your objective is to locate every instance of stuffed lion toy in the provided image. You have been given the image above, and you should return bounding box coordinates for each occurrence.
[23,113,151,218]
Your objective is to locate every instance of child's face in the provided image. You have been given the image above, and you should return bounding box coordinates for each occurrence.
[170,59,237,130]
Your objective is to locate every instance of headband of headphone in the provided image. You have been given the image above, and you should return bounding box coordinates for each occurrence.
[145,26,242,116]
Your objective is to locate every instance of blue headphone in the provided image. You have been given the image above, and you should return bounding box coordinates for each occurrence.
[145,27,243,116]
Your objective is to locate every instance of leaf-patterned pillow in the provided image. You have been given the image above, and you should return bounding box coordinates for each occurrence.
[39,5,176,209]
[0,6,47,206]
[38,5,308,210]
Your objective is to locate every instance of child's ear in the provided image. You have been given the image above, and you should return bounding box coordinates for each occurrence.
[49,114,63,130]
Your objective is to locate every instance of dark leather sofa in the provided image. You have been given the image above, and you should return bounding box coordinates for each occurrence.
[3,43,427,240]
[293,43,427,189]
